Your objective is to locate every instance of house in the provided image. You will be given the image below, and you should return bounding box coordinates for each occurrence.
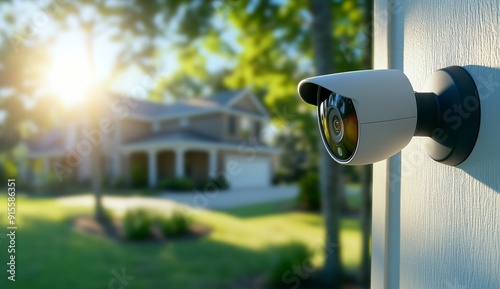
[25,89,280,189]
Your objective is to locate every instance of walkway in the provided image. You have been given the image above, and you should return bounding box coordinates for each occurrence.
[159,185,298,209]
[57,185,298,213]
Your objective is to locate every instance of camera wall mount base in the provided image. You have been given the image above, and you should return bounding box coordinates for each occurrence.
[415,66,481,166]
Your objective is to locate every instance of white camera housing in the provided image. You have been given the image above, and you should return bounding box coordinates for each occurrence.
[298,67,481,166]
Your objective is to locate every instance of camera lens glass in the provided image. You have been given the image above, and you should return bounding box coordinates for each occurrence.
[332,117,341,133]
[318,91,359,161]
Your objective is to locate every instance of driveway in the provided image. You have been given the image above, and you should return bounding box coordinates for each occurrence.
[159,185,298,209]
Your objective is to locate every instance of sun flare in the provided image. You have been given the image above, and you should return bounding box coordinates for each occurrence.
[45,54,94,107]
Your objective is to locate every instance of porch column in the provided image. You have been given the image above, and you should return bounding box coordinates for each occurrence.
[208,149,217,177]
[112,152,121,179]
[123,152,131,187]
[18,160,27,181]
[175,148,185,177]
[42,157,50,184]
[148,150,157,187]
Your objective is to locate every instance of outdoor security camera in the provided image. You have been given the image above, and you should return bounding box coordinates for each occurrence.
[298,66,481,166]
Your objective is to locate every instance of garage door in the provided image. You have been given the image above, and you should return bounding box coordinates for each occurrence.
[224,155,271,188]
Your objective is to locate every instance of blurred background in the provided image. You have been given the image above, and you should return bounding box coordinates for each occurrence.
[0,0,373,288]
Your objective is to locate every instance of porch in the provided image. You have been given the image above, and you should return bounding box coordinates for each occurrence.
[123,148,217,187]
[119,130,279,188]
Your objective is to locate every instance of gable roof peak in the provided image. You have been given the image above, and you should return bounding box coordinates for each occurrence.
[205,89,248,106]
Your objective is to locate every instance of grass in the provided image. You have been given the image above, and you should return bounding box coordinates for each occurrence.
[28,187,163,197]
[219,198,296,218]
[0,194,362,289]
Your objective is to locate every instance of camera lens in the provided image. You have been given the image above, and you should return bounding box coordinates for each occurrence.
[327,107,344,143]
[333,117,341,133]
[318,91,359,161]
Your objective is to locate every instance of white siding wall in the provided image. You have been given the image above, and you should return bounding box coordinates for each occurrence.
[374,0,500,288]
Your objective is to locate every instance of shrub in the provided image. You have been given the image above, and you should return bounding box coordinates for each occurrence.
[123,208,152,240]
[272,169,295,184]
[1,159,18,179]
[158,177,195,191]
[268,242,312,285]
[131,164,148,188]
[77,178,92,189]
[297,172,321,211]
[0,164,4,181]
[156,209,192,237]
[112,176,126,189]
[45,173,69,192]
[101,176,110,188]
[198,175,229,191]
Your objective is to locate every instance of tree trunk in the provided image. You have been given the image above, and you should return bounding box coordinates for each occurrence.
[310,0,343,286]
[85,24,105,222]
[363,0,374,70]
[360,1,374,286]
[91,135,105,221]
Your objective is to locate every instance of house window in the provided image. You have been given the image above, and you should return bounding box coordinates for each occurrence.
[254,121,261,139]
[228,115,237,136]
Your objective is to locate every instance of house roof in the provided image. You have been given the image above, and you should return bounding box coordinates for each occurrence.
[207,90,246,106]
[113,89,266,121]
[124,129,220,146]
[121,129,279,154]
[26,89,273,157]
[124,99,172,118]
[126,100,216,120]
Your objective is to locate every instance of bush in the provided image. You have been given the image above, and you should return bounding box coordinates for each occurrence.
[131,164,148,188]
[268,242,312,285]
[45,173,69,192]
[101,176,110,188]
[111,176,126,189]
[1,159,18,179]
[297,172,321,211]
[198,175,229,191]
[77,178,92,189]
[156,209,192,237]
[123,208,152,240]
[158,177,195,191]
[272,169,296,184]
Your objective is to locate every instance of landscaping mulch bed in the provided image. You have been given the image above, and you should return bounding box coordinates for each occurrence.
[71,215,211,243]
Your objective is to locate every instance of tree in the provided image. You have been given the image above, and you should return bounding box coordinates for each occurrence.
[45,0,162,221]
[0,36,50,152]
[309,0,343,285]
[360,0,374,285]
[0,0,173,220]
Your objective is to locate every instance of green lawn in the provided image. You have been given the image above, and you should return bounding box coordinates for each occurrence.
[1,195,361,289]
